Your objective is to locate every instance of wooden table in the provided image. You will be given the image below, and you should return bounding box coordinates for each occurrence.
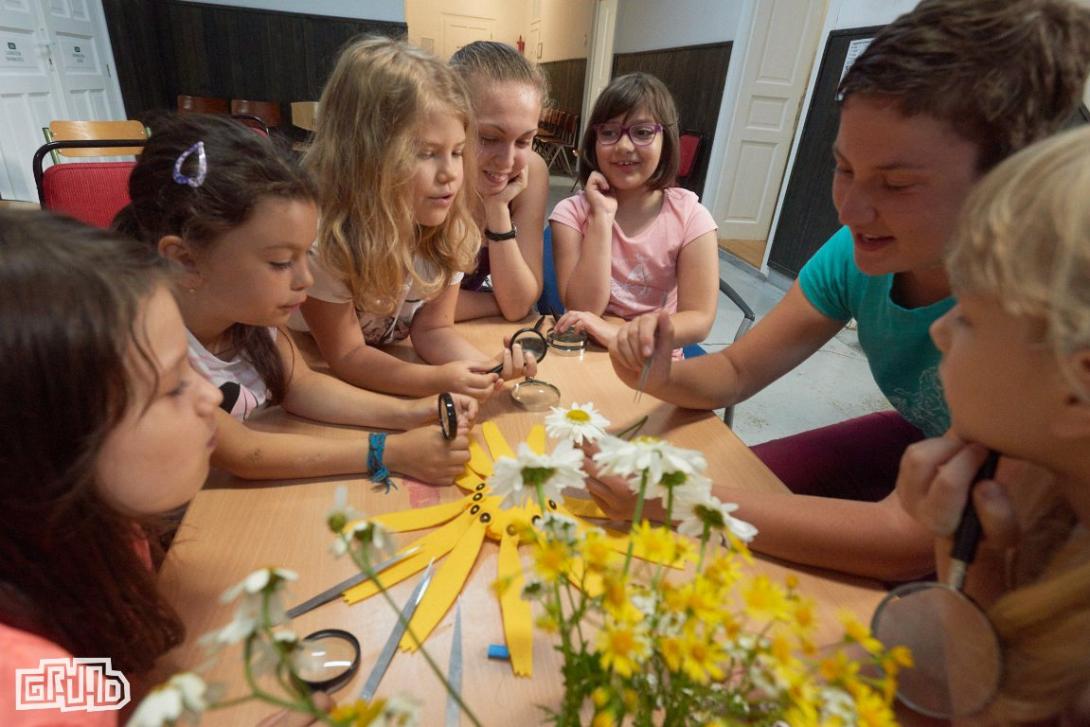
[156,318,886,725]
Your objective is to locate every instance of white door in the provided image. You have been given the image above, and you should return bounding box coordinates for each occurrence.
[580,0,617,139]
[711,0,826,253]
[0,0,124,202]
[441,13,495,60]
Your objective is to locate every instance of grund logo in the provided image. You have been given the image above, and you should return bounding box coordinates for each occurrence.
[15,658,130,712]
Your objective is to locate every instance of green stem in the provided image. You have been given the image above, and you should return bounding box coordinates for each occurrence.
[623,470,649,577]
[697,523,711,572]
[614,414,649,441]
[353,548,482,727]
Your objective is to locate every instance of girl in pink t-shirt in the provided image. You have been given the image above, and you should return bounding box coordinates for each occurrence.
[549,72,719,351]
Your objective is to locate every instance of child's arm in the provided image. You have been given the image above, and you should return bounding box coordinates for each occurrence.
[274,331,479,430]
[553,173,616,314]
[609,284,844,410]
[668,230,719,346]
[301,296,498,399]
[209,408,470,484]
[586,467,935,581]
[456,153,548,322]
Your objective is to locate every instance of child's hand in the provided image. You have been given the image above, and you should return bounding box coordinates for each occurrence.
[584,171,618,220]
[609,310,675,392]
[485,166,530,209]
[385,424,472,485]
[436,360,501,401]
[583,445,667,522]
[554,310,618,348]
[490,338,538,381]
[896,435,1019,549]
[407,393,479,429]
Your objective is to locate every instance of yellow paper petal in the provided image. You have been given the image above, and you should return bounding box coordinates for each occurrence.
[343,510,474,603]
[526,424,546,455]
[498,528,534,676]
[561,497,609,520]
[467,437,493,478]
[481,420,515,461]
[372,498,466,532]
[400,516,488,651]
[454,469,485,493]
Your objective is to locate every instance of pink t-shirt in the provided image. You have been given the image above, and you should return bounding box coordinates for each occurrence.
[549,186,717,319]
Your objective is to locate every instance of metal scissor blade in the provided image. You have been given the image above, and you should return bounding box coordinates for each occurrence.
[359,560,435,701]
[444,601,464,727]
[286,546,419,619]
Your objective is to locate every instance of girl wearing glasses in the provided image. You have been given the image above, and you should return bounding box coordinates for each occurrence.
[549,72,719,353]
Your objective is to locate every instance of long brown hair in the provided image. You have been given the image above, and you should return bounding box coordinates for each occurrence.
[114,113,317,403]
[0,210,183,676]
[305,36,479,315]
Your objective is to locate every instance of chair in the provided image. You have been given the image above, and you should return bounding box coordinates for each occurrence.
[541,112,579,178]
[230,99,282,129]
[178,94,229,114]
[32,138,145,228]
[677,131,703,182]
[44,120,147,158]
[290,101,318,132]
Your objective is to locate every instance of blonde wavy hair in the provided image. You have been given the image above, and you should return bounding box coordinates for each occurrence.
[306,36,480,315]
[947,125,1090,722]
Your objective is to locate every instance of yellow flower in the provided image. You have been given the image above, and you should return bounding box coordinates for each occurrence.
[330,699,384,726]
[680,629,726,684]
[631,521,678,564]
[741,575,790,623]
[854,688,898,727]
[881,645,913,674]
[702,553,741,588]
[819,650,860,686]
[581,529,618,571]
[791,597,817,635]
[591,686,611,708]
[592,713,616,727]
[838,611,884,656]
[532,538,573,583]
[673,536,696,564]
[535,613,559,633]
[622,689,639,712]
[659,635,684,673]
[596,620,650,678]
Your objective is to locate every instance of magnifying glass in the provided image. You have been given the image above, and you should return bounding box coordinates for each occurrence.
[511,377,561,411]
[293,628,361,693]
[546,326,588,356]
[871,450,1002,719]
[488,315,549,374]
[438,392,457,441]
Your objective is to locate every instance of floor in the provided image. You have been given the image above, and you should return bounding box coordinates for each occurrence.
[547,175,890,446]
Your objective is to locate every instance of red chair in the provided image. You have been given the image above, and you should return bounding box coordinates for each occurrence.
[178,94,229,114]
[32,139,145,229]
[678,131,703,181]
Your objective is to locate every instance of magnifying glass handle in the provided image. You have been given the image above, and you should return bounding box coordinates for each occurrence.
[487,361,503,375]
[949,450,1000,588]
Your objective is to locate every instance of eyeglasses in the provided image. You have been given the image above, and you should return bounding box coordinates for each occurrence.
[593,122,663,146]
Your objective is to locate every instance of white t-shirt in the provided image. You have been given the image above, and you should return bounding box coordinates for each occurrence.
[187,329,275,420]
[289,246,464,346]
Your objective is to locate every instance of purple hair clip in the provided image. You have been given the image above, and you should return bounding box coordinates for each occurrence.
[172,141,207,188]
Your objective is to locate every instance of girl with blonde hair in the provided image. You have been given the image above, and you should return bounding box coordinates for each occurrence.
[295,36,535,400]
[898,124,1090,724]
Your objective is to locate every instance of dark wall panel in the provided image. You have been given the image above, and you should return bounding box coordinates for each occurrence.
[611,42,732,199]
[104,0,406,122]
[767,27,879,279]
[540,58,586,116]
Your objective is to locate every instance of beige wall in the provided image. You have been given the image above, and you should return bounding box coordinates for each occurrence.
[405,0,592,62]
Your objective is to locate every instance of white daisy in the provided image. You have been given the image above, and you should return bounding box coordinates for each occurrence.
[332,518,395,565]
[381,695,422,726]
[204,567,297,647]
[545,402,610,444]
[220,567,297,604]
[676,496,758,543]
[326,484,361,534]
[593,435,707,492]
[487,440,586,508]
[128,672,208,727]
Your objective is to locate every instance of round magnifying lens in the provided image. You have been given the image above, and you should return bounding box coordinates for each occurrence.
[438,392,457,441]
[546,327,587,356]
[294,629,361,693]
[872,582,1001,718]
[513,328,549,362]
[511,377,560,411]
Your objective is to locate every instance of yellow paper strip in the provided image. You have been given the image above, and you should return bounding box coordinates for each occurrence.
[498,529,534,676]
[467,437,493,478]
[481,420,516,462]
[527,424,546,455]
[400,517,488,651]
[454,469,484,493]
[561,497,608,520]
[343,510,474,603]
[372,498,466,532]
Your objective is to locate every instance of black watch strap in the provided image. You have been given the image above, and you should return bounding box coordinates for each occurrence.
[484,225,518,241]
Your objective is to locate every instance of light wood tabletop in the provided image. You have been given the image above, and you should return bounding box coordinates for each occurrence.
[155,317,888,725]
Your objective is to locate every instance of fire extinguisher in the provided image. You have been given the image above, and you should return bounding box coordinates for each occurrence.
[517,35,525,54]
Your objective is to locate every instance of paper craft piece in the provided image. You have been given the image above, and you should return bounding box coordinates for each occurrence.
[340,423,689,675]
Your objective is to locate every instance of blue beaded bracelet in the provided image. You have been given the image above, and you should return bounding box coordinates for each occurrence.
[367,432,395,493]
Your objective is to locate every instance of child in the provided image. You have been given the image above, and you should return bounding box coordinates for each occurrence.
[897,125,1090,724]
[451,40,549,322]
[294,37,535,399]
[549,72,719,352]
[0,211,220,723]
[598,0,1090,580]
[116,113,476,484]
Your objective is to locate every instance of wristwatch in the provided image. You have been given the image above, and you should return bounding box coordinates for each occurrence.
[484,225,518,242]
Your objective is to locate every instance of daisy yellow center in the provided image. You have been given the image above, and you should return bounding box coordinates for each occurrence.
[566,409,591,423]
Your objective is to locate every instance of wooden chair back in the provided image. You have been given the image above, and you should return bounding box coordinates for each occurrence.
[46,120,147,157]
[230,99,282,128]
[290,101,318,131]
[178,94,229,114]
